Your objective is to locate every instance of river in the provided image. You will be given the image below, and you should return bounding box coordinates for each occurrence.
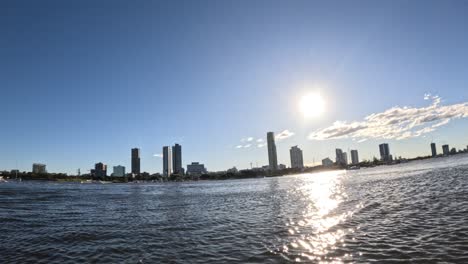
[1,154,468,263]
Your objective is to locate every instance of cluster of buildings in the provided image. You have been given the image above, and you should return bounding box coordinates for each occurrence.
[25,132,467,177]
[430,142,465,157]
[89,143,207,178]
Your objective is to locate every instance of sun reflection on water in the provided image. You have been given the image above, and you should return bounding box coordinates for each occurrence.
[278,171,363,263]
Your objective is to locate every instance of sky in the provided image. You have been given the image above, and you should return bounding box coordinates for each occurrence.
[1,0,467,174]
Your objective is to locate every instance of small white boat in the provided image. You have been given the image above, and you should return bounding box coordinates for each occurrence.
[99,181,111,184]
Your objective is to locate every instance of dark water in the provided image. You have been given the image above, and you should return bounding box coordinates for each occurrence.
[1,155,468,263]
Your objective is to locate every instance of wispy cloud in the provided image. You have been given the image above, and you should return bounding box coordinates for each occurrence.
[235,144,252,149]
[240,137,254,142]
[275,130,295,141]
[235,130,294,149]
[308,95,468,141]
[153,153,163,158]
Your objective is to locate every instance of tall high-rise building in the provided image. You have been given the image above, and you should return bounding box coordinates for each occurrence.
[442,144,450,156]
[290,146,304,169]
[379,143,391,162]
[32,163,46,174]
[131,148,140,175]
[94,162,107,177]
[163,146,172,177]
[172,143,183,175]
[335,148,344,165]
[431,143,437,157]
[350,150,359,165]
[267,132,278,170]
[342,152,348,165]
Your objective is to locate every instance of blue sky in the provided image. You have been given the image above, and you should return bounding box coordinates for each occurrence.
[1,0,467,174]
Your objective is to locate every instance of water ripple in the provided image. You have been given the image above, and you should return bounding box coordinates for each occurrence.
[1,155,468,263]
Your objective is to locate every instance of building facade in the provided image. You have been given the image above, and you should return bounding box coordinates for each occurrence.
[350,150,359,165]
[431,143,437,157]
[172,143,183,175]
[342,152,348,165]
[267,132,278,170]
[32,163,46,174]
[131,148,140,175]
[335,148,344,166]
[322,157,333,167]
[94,162,107,177]
[113,165,125,177]
[163,146,172,177]
[187,162,207,176]
[442,144,450,155]
[290,146,304,169]
[379,143,391,162]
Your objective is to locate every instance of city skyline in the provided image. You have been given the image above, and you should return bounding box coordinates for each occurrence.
[1,1,468,174]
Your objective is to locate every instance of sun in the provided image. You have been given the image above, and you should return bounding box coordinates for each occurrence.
[299,93,326,118]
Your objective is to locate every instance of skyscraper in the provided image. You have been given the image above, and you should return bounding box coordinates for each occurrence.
[379,143,391,162]
[442,144,450,156]
[335,148,344,166]
[94,162,107,177]
[342,152,348,165]
[131,148,140,175]
[431,143,437,157]
[172,143,183,175]
[163,146,172,177]
[267,132,278,171]
[290,146,304,169]
[350,150,359,165]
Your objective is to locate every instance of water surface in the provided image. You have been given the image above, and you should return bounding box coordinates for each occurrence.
[1,154,468,263]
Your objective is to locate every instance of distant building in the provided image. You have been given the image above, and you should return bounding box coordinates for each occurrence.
[431,143,437,157]
[267,132,278,171]
[278,164,286,170]
[442,144,450,156]
[94,162,107,177]
[335,148,346,166]
[450,148,457,155]
[163,146,172,177]
[342,152,348,165]
[32,163,46,174]
[131,148,140,175]
[379,143,391,162]
[350,150,359,165]
[187,162,207,176]
[322,157,333,167]
[290,146,304,169]
[172,143,183,175]
[113,165,125,177]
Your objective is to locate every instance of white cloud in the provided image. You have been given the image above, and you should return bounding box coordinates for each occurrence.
[275,130,295,141]
[256,138,264,143]
[243,144,252,148]
[153,153,163,158]
[235,145,243,149]
[257,143,265,148]
[247,137,254,142]
[308,95,468,141]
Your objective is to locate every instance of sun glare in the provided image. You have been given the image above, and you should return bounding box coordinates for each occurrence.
[299,93,326,118]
